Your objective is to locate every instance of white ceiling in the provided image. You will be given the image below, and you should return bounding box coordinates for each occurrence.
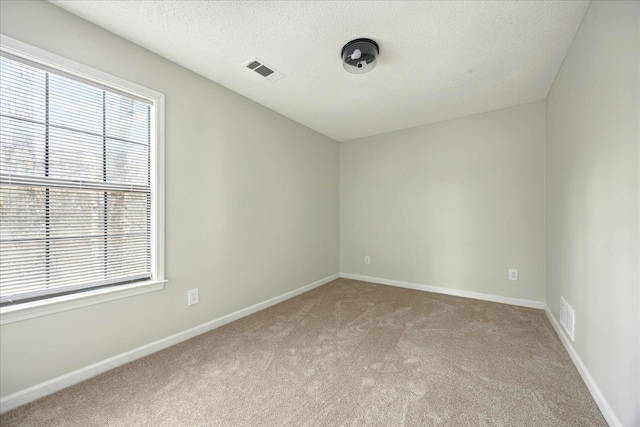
[50,1,589,142]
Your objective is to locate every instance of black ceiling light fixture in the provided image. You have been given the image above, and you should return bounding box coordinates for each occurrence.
[341,38,379,74]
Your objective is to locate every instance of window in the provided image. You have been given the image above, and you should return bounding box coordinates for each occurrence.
[0,37,164,312]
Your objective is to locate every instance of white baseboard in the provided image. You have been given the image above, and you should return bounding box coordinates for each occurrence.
[340,273,545,309]
[543,306,621,427]
[0,273,340,414]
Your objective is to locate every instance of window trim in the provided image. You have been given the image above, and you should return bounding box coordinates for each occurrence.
[0,35,165,324]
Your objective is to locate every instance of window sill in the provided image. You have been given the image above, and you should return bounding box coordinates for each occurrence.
[0,280,167,325]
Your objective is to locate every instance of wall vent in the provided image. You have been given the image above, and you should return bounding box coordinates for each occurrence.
[243,58,284,82]
[560,296,575,341]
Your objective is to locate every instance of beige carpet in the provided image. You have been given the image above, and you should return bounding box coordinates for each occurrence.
[1,279,605,426]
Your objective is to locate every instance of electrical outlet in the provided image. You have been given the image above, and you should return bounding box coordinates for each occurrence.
[364,255,371,265]
[188,288,199,306]
[508,269,518,281]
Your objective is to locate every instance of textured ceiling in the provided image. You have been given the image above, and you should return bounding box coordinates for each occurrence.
[50,1,590,142]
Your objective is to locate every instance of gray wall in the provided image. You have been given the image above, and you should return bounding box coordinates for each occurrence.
[0,0,339,398]
[340,102,546,302]
[546,1,639,425]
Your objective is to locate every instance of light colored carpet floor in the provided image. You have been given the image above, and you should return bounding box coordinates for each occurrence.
[1,278,605,426]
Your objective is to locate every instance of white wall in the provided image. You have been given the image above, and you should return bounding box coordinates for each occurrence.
[340,102,546,302]
[0,0,339,398]
[546,1,639,425]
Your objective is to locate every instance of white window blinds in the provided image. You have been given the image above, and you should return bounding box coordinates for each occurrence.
[0,53,153,305]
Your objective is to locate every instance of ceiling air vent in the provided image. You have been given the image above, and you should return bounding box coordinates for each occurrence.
[243,58,284,82]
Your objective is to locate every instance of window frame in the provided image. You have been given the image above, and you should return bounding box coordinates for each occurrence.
[0,35,166,325]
